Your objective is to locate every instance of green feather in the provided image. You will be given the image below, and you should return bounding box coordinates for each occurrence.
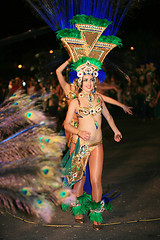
[61,203,70,212]
[71,57,102,71]
[89,212,103,223]
[105,203,113,211]
[71,204,88,216]
[71,192,92,215]
[90,200,113,211]
[70,14,112,28]
[77,192,92,204]
[89,201,101,210]
[56,28,81,40]
[88,201,113,223]
[99,35,123,48]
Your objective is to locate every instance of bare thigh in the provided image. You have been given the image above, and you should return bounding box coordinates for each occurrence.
[89,143,103,181]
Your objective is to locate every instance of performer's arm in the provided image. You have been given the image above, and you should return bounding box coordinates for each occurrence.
[98,92,133,115]
[97,84,118,92]
[56,58,72,96]
[154,90,160,105]
[64,99,91,141]
[101,99,122,142]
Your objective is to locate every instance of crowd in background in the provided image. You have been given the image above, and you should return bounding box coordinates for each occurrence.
[0,61,160,123]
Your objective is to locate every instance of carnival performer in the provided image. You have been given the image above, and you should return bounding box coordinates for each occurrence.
[56,58,132,112]
[55,14,125,230]
[63,71,122,230]
[56,58,132,143]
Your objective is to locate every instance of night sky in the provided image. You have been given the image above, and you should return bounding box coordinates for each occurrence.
[0,0,159,39]
[0,0,160,82]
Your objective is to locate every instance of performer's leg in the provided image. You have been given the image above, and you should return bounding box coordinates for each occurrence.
[70,142,86,197]
[89,144,103,228]
[70,142,86,221]
[73,175,86,197]
[89,143,103,202]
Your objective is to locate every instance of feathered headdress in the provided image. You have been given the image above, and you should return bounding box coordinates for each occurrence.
[27,0,132,84]
[57,14,122,85]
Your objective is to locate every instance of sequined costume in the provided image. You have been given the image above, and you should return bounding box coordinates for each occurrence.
[62,93,103,185]
[66,138,102,185]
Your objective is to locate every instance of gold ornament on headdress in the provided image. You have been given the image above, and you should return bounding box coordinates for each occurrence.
[57,15,122,82]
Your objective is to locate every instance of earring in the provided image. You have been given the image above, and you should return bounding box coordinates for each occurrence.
[92,84,97,94]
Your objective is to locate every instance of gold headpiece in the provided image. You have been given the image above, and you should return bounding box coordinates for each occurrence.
[57,15,122,83]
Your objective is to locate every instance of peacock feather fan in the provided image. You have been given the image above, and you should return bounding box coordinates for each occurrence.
[0,91,75,223]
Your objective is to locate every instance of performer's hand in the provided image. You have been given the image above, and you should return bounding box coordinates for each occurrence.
[79,131,91,141]
[67,57,72,64]
[122,104,133,115]
[114,132,122,142]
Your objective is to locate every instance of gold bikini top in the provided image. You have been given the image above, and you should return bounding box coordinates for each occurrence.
[76,94,102,118]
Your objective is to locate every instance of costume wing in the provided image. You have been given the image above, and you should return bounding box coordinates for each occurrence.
[0,91,75,223]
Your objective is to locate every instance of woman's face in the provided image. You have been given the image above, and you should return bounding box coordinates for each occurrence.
[82,74,94,93]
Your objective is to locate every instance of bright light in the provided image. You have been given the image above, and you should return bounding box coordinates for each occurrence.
[22,82,26,87]
[130,47,134,51]
[18,64,23,69]
[50,72,53,75]
[49,50,53,54]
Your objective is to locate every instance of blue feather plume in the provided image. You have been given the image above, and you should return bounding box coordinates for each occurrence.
[98,70,107,82]
[27,0,132,35]
[69,70,77,83]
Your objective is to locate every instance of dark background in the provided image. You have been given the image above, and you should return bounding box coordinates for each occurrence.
[0,0,160,84]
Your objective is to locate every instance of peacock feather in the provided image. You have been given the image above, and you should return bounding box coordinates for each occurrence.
[0,90,75,223]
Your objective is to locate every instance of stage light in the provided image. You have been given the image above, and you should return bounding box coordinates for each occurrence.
[49,50,53,54]
[130,47,134,51]
[18,64,23,69]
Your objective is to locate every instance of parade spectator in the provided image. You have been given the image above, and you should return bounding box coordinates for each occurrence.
[27,80,36,95]
[45,86,59,117]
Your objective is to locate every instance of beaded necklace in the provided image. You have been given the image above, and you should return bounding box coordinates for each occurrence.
[78,92,99,129]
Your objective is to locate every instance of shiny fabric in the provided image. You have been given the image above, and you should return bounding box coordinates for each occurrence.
[66,138,102,185]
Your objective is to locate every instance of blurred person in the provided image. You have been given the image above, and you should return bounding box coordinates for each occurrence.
[136,75,146,119]
[10,77,22,94]
[154,89,160,119]
[27,81,36,95]
[45,86,59,117]
[107,75,122,102]
[144,72,157,119]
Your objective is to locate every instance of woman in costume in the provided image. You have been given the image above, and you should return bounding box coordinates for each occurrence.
[63,66,122,230]
[57,15,124,230]
[56,59,133,112]
[56,58,132,143]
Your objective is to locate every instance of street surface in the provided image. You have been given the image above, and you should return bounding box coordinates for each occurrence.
[0,115,160,240]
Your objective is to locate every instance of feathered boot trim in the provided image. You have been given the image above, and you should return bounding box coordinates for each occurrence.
[71,192,92,216]
[61,202,71,212]
[89,200,113,223]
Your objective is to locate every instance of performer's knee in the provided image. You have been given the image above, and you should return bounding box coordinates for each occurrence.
[90,176,101,187]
